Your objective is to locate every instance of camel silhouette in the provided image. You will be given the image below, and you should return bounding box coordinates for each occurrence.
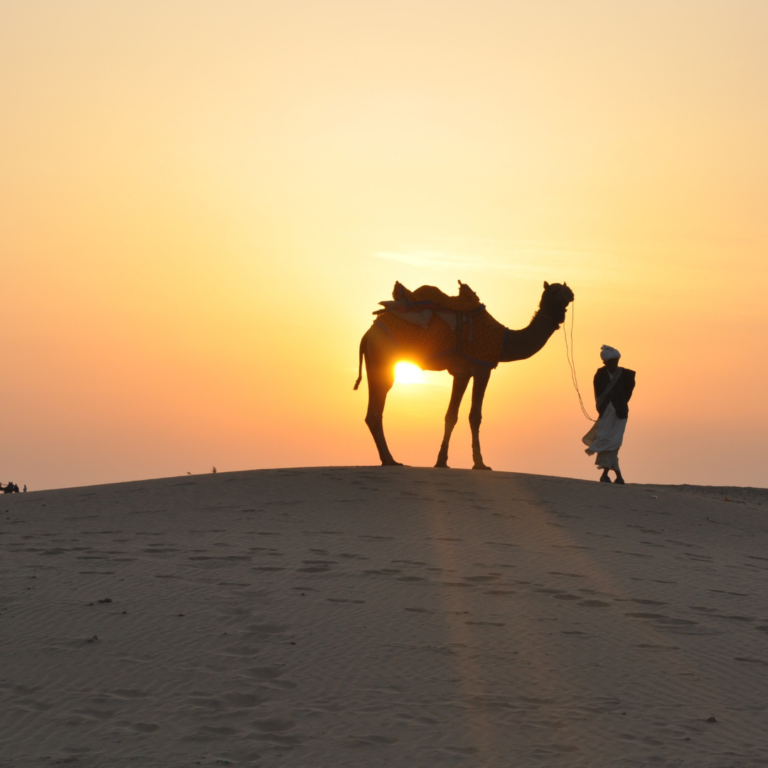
[354,281,574,469]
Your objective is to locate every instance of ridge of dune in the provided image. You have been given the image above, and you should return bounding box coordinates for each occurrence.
[647,484,768,509]
[2,466,768,767]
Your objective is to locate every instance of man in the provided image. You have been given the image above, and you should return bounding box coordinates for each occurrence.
[584,345,636,484]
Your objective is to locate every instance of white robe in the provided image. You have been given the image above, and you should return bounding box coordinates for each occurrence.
[584,402,627,471]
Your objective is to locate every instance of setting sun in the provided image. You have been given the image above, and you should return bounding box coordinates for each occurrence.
[394,362,424,385]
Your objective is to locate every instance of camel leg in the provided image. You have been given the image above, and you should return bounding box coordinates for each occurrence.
[469,369,492,470]
[365,364,402,466]
[435,373,471,468]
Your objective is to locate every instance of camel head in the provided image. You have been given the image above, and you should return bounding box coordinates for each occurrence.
[539,281,575,325]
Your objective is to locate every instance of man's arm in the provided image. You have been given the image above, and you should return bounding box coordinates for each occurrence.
[624,370,636,402]
[593,370,601,404]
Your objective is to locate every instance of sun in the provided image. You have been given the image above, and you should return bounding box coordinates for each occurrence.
[394,362,424,385]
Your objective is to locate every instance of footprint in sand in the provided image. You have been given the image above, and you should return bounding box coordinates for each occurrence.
[132,722,159,732]
[344,734,396,746]
[246,623,290,635]
[26,700,55,711]
[112,689,148,699]
[636,644,679,650]
[247,665,288,681]
[74,707,115,720]
[224,693,264,707]
[466,621,505,627]
[658,618,698,625]
[579,588,615,597]
[184,726,240,742]
[327,598,365,604]
[253,717,296,733]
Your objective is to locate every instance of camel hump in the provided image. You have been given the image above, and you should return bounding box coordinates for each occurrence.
[392,280,482,312]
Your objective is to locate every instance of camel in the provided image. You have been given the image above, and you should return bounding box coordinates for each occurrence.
[354,281,575,469]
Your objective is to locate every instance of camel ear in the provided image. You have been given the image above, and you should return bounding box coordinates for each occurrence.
[543,281,550,289]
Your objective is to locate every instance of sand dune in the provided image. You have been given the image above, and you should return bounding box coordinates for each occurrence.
[2,467,768,767]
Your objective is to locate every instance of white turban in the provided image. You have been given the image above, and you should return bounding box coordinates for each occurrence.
[600,345,621,361]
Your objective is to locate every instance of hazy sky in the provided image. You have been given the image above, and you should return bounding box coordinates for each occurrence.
[2,1,767,490]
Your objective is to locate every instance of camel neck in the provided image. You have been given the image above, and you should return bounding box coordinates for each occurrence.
[499,311,561,362]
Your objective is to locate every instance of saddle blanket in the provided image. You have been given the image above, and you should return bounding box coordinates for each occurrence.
[373,282,507,368]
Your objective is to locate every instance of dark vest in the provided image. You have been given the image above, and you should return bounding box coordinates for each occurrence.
[594,367,636,419]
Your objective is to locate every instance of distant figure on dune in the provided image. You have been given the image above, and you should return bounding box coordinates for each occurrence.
[1,481,20,494]
[583,345,636,484]
[355,280,574,469]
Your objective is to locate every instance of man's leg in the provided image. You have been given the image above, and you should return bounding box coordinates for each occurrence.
[597,452,612,482]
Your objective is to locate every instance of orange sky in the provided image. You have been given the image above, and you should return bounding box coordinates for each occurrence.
[1,1,767,490]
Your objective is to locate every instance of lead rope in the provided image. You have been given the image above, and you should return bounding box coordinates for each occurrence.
[563,300,597,422]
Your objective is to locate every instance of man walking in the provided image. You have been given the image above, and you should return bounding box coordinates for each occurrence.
[583,345,636,484]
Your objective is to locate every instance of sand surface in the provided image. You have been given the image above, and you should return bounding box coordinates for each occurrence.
[2,467,768,767]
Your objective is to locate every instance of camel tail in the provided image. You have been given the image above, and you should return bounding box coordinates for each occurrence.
[353,336,365,390]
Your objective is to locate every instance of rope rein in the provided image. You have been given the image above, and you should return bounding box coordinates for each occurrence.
[563,300,597,423]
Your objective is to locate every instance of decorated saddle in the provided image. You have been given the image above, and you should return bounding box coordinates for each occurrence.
[374,281,508,368]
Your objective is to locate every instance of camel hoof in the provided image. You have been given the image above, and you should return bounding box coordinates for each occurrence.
[434,462,450,469]
[472,464,492,471]
[381,460,404,467]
